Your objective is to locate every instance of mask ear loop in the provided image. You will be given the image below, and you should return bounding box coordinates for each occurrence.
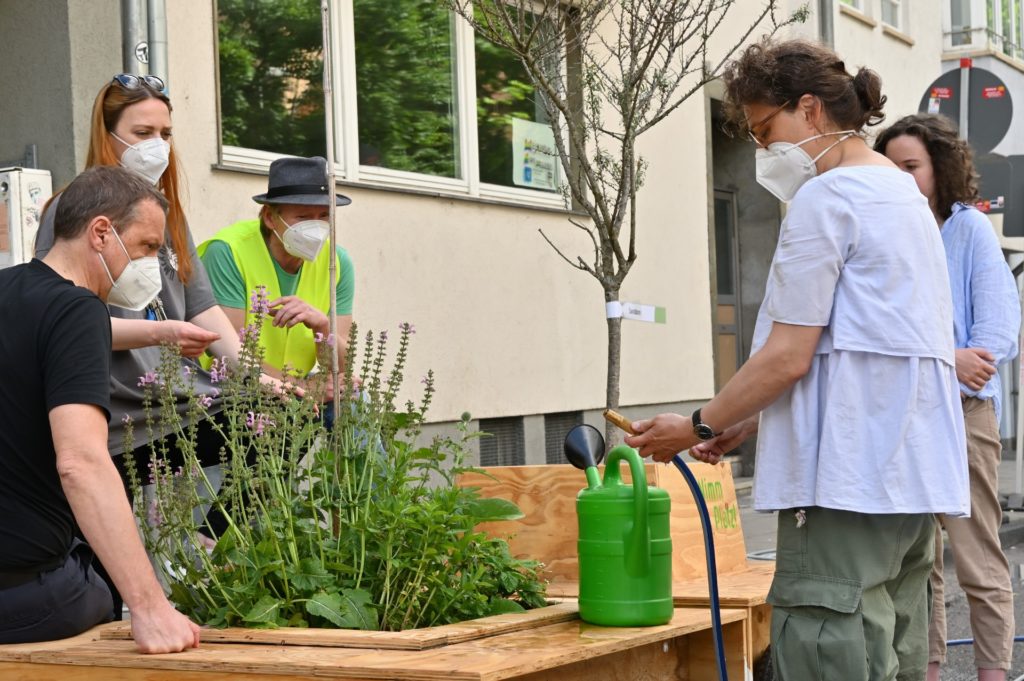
[808,131,857,166]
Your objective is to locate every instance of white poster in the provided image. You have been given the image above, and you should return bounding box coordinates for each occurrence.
[512,118,559,191]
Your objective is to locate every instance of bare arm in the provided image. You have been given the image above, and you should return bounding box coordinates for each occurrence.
[109,317,221,357]
[625,322,822,462]
[50,403,200,653]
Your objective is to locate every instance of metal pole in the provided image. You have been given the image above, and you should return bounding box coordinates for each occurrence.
[818,0,835,47]
[121,0,149,75]
[959,57,971,140]
[147,0,169,86]
[1017,267,1023,494]
[321,0,341,420]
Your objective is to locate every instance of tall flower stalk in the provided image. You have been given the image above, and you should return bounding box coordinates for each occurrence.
[127,293,545,630]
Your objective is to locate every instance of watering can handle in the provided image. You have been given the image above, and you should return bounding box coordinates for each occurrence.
[603,445,650,576]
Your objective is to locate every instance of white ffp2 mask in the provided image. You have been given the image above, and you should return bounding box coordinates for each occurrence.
[274,214,330,262]
[755,130,855,202]
[112,132,171,185]
[99,228,163,311]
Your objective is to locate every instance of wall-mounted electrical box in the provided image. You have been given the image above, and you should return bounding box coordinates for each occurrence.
[0,167,52,269]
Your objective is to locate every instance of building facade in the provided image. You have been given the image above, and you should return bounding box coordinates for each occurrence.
[0,0,967,466]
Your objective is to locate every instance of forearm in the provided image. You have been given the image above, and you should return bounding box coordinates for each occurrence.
[59,451,165,611]
[110,317,162,351]
[700,338,813,435]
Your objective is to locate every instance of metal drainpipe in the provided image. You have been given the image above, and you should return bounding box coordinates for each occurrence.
[147,0,169,87]
[819,0,835,47]
[121,0,149,75]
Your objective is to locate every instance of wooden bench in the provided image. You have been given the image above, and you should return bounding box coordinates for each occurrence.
[457,461,775,668]
[0,601,750,680]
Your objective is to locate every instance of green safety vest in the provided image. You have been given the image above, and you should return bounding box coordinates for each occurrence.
[198,219,339,375]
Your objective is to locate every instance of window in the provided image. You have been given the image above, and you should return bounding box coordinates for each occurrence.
[479,417,525,466]
[475,15,560,193]
[881,0,901,28]
[354,0,459,178]
[216,0,569,209]
[949,0,972,45]
[544,411,583,464]
[217,0,326,158]
[840,0,863,9]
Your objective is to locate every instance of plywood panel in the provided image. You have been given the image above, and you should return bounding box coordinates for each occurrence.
[458,461,752,585]
[99,601,580,650]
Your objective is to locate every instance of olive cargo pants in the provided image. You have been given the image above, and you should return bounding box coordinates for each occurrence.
[769,507,935,681]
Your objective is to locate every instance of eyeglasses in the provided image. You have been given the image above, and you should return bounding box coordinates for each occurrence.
[747,99,792,147]
[111,74,166,93]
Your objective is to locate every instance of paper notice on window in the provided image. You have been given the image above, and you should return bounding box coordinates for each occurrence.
[512,118,559,191]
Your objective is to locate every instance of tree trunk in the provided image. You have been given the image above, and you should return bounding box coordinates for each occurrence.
[605,295,622,448]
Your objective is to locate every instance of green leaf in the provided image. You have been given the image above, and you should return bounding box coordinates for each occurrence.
[487,598,525,615]
[305,589,378,630]
[466,497,524,523]
[243,595,282,625]
[290,557,335,592]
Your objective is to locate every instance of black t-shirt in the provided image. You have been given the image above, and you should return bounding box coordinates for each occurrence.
[0,259,111,569]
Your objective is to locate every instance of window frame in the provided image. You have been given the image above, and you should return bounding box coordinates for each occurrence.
[881,0,903,29]
[215,0,570,212]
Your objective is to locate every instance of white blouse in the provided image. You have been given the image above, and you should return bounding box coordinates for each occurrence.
[751,166,970,517]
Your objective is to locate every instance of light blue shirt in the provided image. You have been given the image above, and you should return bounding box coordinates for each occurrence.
[941,203,1020,420]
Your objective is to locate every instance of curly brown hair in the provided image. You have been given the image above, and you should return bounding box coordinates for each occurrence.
[721,38,886,137]
[873,114,979,220]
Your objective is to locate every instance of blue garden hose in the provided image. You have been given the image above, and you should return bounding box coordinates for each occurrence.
[946,636,1024,646]
[672,454,728,681]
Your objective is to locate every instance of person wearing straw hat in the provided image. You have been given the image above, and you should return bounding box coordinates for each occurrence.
[199,157,354,402]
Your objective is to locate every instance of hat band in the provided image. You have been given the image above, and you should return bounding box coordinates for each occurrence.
[266,183,328,199]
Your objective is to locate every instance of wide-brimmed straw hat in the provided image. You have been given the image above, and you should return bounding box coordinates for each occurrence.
[252,156,352,206]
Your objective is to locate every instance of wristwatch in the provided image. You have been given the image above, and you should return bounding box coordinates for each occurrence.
[691,409,719,441]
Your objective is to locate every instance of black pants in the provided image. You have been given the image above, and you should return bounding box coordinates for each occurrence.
[88,412,230,620]
[0,540,113,644]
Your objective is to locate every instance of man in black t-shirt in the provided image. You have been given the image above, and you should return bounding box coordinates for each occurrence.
[0,166,199,652]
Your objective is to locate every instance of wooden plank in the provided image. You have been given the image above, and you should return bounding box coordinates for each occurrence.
[0,661,344,681]
[98,601,580,651]
[0,623,113,662]
[27,608,748,681]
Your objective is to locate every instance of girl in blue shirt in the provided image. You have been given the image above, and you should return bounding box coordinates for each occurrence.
[878,114,1020,681]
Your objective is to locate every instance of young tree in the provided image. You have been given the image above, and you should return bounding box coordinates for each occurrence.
[441,0,806,443]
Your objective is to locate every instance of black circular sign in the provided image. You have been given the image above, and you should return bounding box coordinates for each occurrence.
[918,66,1013,154]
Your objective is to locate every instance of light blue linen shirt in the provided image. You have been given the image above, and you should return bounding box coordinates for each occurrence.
[941,203,1020,421]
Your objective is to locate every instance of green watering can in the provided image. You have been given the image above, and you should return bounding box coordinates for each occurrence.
[565,425,673,627]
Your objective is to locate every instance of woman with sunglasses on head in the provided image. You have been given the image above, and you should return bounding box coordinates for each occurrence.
[35,74,275,616]
[877,114,1019,681]
[625,39,970,679]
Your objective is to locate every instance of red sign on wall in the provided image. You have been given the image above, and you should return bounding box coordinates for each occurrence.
[982,86,1007,99]
[931,87,954,99]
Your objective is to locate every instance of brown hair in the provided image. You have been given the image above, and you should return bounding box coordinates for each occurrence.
[53,166,168,242]
[84,80,192,283]
[722,38,886,136]
[873,114,979,220]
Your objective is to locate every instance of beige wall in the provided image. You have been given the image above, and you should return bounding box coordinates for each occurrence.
[167,1,720,424]
[160,0,943,429]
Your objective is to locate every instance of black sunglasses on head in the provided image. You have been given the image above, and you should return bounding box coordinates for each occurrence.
[112,73,166,92]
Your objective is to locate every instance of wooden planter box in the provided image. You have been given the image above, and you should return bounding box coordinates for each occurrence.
[0,461,767,679]
[458,461,775,669]
[0,600,749,680]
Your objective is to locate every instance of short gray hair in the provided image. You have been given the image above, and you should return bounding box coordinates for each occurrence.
[53,166,169,242]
